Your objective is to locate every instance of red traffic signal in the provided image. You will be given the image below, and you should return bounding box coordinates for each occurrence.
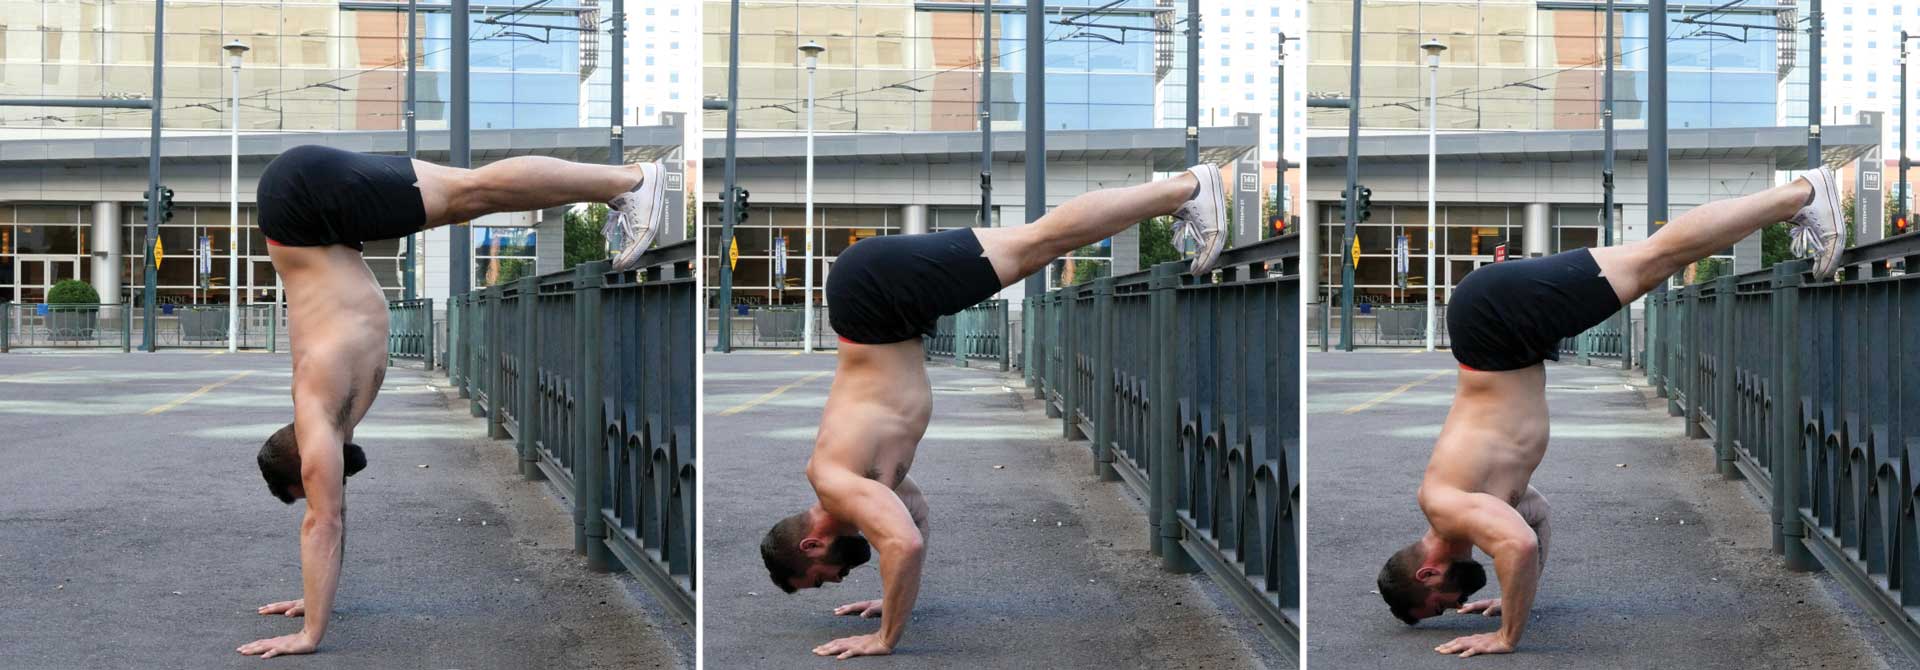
[1269,215,1286,236]
[1898,216,1911,235]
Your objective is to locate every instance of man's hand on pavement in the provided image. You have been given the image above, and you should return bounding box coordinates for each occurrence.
[257,599,306,617]
[833,600,883,619]
[1435,632,1515,658]
[813,632,893,660]
[1457,599,1502,617]
[237,631,318,658]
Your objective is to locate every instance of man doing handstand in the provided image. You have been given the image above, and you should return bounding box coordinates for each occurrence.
[1375,167,1845,658]
[237,145,667,658]
[758,164,1230,659]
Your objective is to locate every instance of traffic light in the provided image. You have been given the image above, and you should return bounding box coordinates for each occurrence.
[160,187,175,222]
[1898,215,1910,236]
[731,187,750,225]
[1357,186,1373,222]
[1270,214,1286,236]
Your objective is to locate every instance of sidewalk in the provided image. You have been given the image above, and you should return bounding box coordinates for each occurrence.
[0,351,689,670]
[1306,350,1896,669]
[702,351,1280,669]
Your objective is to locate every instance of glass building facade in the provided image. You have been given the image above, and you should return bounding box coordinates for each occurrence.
[0,0,589,133]
[1305,0,1793,131]
[0,1,595,304]
[1312,202,1609,305]
[700,0,1167,132]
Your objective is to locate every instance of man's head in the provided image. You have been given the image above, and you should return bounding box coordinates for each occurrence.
[760,510,873,593]
[1377,540,1488,624]
[257,423,367,504]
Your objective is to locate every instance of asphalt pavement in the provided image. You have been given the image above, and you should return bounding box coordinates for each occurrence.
[1306,350,1897,669]
[702,351,1280,669]
[0,351,689,670]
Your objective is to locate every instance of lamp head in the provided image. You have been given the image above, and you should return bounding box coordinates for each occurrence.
[799,41,825,69]
[223,40,251,59]
[1419,39,1447,64]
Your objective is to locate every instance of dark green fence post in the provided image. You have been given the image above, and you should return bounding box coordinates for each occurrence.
[1775,260,1815,571]
[425,299,437,372]
[1,302,10,353]
[1683,286,1703,432]
[1092,278,1118,482]
[123,304,134,353]
[1647,292,1663,388]
[953,311,966,369]
[1714,275,1737,478]
[1151,262,1196,573]
[998,300,1010,371]
[1670,288,1688,418]
[518,275,543,480]
[1058,290,1077,434]
[575,262,615,571]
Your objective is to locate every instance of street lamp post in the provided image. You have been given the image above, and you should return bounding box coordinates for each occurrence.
[800,41,824,354]
[1420,39,1445,353]
[1903,32,1911,229]
[223,40,249,353]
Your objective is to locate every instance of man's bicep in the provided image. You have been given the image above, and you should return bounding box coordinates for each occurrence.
[895,476,930,537]
[818,472,921,547]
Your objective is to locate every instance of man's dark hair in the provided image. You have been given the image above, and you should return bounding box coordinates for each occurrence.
[1377,541,1488,625]
[759,511,873,594]
[257,423,367,504]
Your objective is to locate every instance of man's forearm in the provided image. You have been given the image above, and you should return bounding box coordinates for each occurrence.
[299,513,344,642]
[1493,542,1540,645]
[875,538,926,649]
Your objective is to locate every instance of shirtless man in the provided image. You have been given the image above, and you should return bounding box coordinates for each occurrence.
[756,164,1230,659]
[1375,166,1846,658]
[236,144,667,658]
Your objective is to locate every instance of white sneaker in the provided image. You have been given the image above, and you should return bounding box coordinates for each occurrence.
[1788,166,1844,279]
[1171,163,1228,274]
[607,160,666,272]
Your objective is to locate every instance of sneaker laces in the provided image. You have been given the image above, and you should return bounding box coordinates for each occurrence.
[1788,219,1825,259]
[602,211,628,249]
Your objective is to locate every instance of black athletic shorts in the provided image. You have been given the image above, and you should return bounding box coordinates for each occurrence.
[256,145,427,251]
[1447,248,1623,372]
[827,228,1004,345]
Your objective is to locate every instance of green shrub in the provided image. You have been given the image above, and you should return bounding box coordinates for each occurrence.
[47,279,98,305]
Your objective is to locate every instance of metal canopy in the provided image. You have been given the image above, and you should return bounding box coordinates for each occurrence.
[1305,124,1881,167]
[0,126,684,168]
[702,126,1258,171]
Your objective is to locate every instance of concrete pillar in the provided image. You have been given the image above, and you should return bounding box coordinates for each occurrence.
[902,204,929,235]
[1523,203,1550,258]
[91,201,121,304]
[534,207,565,274]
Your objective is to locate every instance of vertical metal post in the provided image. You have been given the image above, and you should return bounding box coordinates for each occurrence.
[1648,0,1669,385]
[1808,0,1823,176]
[228,51,241,353]
[802,49,818,354]
[1151,262,1195,573]
[1903,34,1910,228]
[1093,278,1117,481]
[1340,0,1362,351]
[1184,0,1200,168]
[142,0,164,352]
[577,263,614,570]
[2,303,10,353]
[980,0,993,231]
[610,0,626,169]
[1715,275,1736,477]
[450,0,472,297]
[1024,0,1046,299]
[718,0,742,352]
[1423,46,1437,352]
[1275,32,1286,239]
[405,0,418,301]
[1605,0,1628,369]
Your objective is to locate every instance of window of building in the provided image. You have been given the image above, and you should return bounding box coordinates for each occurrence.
[473,227,537,288]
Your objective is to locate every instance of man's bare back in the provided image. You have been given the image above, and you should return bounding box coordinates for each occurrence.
[1423,366,1550,505]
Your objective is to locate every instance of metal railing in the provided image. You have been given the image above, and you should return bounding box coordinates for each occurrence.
[1025,235,1300,660]
[1557,316,1628,363]
[449,241,697,623]
[387,299,435,367]
[1646,235,1920,662]
[925,299,1010,370]
[1,303,286,352]
[1307,302,1451,349]
[704,304,838,350]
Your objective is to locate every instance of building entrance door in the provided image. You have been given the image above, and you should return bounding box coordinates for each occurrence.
[14,255,83,304]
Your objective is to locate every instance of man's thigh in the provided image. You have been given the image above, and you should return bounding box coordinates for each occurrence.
[970,226,1038,287]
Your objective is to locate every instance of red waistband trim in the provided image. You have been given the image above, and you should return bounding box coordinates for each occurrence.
[265,237,285,247]
[838,336,856,345]
[1459,363,1481,372]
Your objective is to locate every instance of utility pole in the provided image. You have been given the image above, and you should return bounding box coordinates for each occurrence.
[1184,0,1200,168]
[981,0,993,232]
[141,0,164,351]
[1606,0,1626,368]
[1903,32,1911,229]
[405,0,418,301]
[1340,0,1362,351]
[1275,32,1292,238]
[450,0,471,297]
[1809,0,1823,179]
[610,0,627,204]
[1024,0,1045,299]
[718,0,742,352]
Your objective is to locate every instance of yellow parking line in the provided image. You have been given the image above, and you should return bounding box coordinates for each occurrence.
[719,370,829,416]
[1343,369,1448,415]
[145,370,254,415]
